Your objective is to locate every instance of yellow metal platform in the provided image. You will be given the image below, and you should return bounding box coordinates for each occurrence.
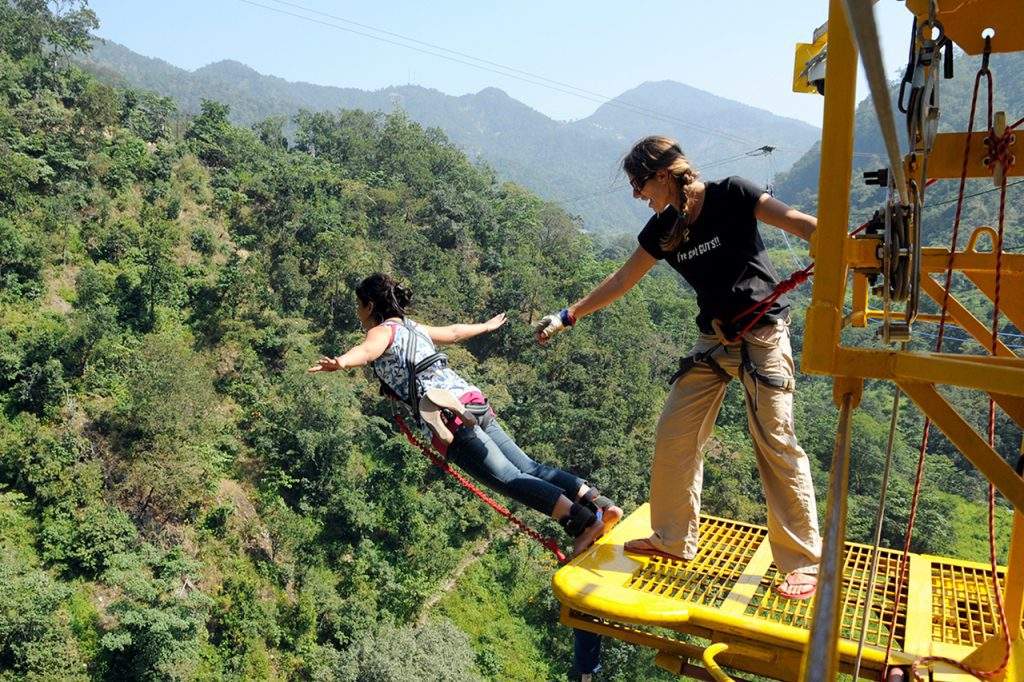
[554,505,1014,681]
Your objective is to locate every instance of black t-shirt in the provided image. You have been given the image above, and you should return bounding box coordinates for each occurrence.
[637,176,788,334]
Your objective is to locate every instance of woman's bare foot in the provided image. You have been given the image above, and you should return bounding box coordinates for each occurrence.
[600,505,623,535]
[775,571,817,600]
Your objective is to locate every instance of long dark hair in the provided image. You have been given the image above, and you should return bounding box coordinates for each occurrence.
[355,273,412,323]
[623,136,700,251]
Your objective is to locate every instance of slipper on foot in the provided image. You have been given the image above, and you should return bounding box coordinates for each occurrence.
[623,537,687,562]
[775,571,817,600]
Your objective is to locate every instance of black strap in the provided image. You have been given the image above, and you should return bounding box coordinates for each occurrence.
[739,344,791,391]
[559,502,596,538]
[401,321,453,425]
[371,323,451,415]
[669,343,729,385]
[739,343,794,412]
[415,351,447,374]
[404,319,418,419]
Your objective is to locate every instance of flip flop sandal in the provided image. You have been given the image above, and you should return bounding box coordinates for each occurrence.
[775,572,817,600]
[623,538,687,562]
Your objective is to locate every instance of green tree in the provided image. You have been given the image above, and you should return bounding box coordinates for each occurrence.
[337,620,482,682]
[100,546,213,680]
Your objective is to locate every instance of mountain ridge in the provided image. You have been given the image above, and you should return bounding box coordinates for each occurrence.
[77,37,822,233]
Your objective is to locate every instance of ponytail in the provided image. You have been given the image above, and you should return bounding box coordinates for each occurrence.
[355,273,413,323]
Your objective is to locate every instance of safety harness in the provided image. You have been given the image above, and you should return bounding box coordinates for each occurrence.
[668,334,794,411]
[372,319,490,428]
[383,319,597,557]
[667,264,811,406]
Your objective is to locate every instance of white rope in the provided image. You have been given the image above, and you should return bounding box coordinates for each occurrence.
[852,381,903,681]
[840,0,910,204]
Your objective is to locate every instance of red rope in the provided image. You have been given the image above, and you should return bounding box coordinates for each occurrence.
[722,264,814,343]
[911,148,1013,682]
[882,61,985,682]
[394,415,567,563]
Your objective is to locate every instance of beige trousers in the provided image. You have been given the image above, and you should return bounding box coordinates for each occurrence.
[648,319,821,575]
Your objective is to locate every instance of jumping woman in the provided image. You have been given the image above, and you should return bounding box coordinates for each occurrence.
[309,273,622,558]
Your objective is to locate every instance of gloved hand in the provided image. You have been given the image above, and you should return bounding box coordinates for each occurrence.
[534,308,574,344]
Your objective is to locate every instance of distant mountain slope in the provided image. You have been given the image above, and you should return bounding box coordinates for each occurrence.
[78,38,821,233]
[774,50,1024,249]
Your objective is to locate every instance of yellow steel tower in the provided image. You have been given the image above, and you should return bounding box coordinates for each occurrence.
[552,2,1023,680]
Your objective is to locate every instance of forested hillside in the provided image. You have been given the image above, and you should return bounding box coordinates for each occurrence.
[0,3,1015,681]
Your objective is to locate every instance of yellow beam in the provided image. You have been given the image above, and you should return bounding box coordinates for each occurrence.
[844,245,1024,275]
[922,250,1024,275]
[897,381,1024,515]
[965,272,1024,335]
[911,132,1023,180]
[905,0,1024,55]
[561,608,697,659]
[991,394,1024,430]
[849,273,870,327]
[919,276,1017,357]
[865,310,985,328]
[902,554,935,655]
[720,535,775,616]
[565,609,798,682]
[803,0,858,377]
[833,348,1024,397]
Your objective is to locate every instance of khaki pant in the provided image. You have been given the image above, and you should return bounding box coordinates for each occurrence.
[648,319,821,575]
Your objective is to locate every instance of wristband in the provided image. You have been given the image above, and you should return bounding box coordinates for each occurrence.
[559,308,576,327]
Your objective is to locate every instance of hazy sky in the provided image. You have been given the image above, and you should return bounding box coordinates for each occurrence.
[87,0,917,127]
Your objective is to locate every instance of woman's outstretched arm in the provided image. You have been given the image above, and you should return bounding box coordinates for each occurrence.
[568,246,658,320]
[308,324,392,372]
[420,313,507,345]
[536,246,656,343]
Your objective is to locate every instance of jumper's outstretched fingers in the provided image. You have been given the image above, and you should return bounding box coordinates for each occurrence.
[308,356,341,373]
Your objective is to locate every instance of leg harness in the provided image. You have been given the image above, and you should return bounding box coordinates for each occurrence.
[668,343,730,385]
[669,337,794,412]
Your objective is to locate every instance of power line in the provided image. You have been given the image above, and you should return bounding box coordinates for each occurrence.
[930,178,1024,208]
[864,319,1024,350]
[846,178,1024,224]
[234,0,755,145]
[907,317,1024,339]
[557,146,775,206]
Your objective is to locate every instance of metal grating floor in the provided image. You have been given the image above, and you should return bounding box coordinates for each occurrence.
[555,505,1019,675]
[930,562,1009,647]
[744,544,907,648]
[625,517,767,608]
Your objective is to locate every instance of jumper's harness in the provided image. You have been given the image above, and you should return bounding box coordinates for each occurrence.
[372,319,490,428]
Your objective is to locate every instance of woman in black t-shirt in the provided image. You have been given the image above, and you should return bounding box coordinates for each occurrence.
[536,136,822,600]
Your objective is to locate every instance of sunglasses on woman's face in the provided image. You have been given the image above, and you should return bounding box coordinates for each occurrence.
[630,172,654,197]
